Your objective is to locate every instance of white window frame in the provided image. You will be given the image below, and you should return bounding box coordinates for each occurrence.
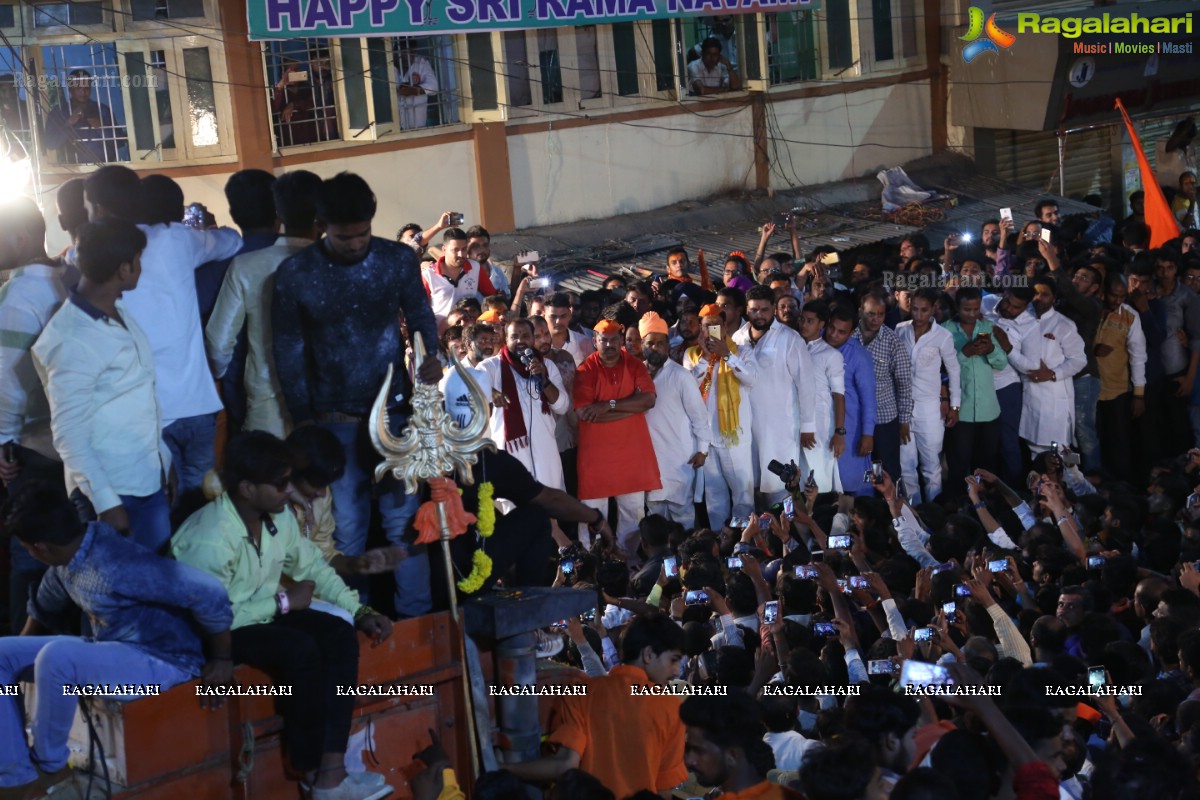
[26,1,112,35]
[816,2,862,79]
[116,37,234,161]
[334,38,397,142]
[860,0,924,74]
[121,0,219,32]
[0,1,24,37]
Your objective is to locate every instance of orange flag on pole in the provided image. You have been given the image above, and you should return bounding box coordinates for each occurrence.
[1115,97,1180,248]
[697,248,713,291]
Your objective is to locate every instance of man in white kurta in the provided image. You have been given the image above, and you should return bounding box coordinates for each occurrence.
[478,319,570,489]
[686,303,756,528]
[984,289,1039,487]
[732,286,816,505]
[1009,280,1087,453]
[799,304,846,494]
[393,42,438,130]
[897,295,961,503]
[640,313,712,528]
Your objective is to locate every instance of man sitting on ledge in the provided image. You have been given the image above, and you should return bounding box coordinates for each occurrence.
[0,482,234,799]
[172,431,394,800]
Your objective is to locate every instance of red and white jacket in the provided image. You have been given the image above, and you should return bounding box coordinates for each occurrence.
[421,258,497,322]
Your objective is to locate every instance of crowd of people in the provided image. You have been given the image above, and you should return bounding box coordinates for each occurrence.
[2,165,1200,800]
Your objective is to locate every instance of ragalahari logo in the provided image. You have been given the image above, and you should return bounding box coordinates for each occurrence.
[960,7,1016,62]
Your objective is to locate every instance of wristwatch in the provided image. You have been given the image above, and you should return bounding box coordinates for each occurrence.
[834,427,847,436]
[950,405,961,412]
[608,399,617,411]
[589,509,605,529]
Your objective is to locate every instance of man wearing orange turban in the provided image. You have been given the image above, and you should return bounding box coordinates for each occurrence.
[639,312,711,530]
[684,302,756,528]
[573,318,661,552]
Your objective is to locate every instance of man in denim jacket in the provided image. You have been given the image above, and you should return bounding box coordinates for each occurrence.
[0,482,233,796]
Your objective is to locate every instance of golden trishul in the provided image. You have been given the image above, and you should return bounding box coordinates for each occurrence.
[368,332,494,494]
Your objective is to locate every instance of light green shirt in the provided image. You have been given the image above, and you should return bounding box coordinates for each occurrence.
[942,318,1008,423]
[171,493,361,629]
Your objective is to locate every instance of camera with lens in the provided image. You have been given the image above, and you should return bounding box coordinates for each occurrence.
[767,459,799,487]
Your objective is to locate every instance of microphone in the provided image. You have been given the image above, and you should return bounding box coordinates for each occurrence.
[522,348,543,394]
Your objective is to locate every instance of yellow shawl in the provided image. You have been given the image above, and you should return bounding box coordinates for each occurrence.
[686,339,741,445]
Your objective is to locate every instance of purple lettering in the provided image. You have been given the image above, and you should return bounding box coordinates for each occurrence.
[403,0,422,22]
[665,0,692,12]
[599,0,622,14]
[476,0,509,20]
[626,0,654,13]
[341,0,368,24]
[301,0,339,28]
[267,0,303,30]
[445,0,473,23]
[536,0,566,19]
[369,0,400,25]
[563,0,593,16]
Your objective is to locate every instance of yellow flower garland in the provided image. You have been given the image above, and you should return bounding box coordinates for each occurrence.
[477,482,495,538]
[456,482,496,593]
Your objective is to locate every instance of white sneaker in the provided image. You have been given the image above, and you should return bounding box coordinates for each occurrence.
[310,774,393,800]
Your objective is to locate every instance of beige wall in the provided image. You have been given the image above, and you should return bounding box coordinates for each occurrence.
[506,108,757,229]
[766,82,934,190]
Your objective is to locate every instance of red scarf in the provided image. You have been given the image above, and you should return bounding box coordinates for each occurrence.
[498,346,549,452]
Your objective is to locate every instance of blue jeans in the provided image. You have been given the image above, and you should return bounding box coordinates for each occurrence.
[1073,374,1101,471]
[996,382,1024,488]
[0,637,191,787]
[320,421,427,618]
[70,488,172,555]
[163,412,217,495]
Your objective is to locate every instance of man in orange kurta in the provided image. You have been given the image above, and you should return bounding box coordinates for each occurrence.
[574,319,661,554]
[503,613,688,799]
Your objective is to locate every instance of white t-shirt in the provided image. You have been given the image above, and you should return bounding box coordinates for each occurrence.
[439,365,492,429]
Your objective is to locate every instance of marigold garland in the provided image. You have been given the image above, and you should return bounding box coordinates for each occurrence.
[457,549,493,593]
[476,482,495,538]
[455,482,496,593]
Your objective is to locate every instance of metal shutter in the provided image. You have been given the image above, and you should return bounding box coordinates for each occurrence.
[993,126,1115,200]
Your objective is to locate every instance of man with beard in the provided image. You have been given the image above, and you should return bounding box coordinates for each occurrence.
[733,285,816,505]
[532,314,579,487]
[941,287,1005,488]
[574,320,659,552]
[479,319,569,491]
[776,293,800,332]
[853,293,911,482]
[1008,279,1087,456]
[671,307,704,363]
[464,321,499,368]
[640,312,711,528]
[824,306,875,496]
[798,301,846,493]
[681,693,802,800]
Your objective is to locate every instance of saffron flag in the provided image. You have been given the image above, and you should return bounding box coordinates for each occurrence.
[697,248,713,291]
[1116,97,1180,248]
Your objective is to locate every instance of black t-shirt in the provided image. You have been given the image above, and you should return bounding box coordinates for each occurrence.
[458,447,544,514]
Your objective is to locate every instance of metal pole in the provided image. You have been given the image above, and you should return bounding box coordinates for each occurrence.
[437,497,480,779]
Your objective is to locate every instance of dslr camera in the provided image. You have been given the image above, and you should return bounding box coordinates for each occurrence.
[767,459,799,487]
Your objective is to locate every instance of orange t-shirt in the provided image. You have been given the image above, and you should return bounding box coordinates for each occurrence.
[573,352,661,499]
[545,665,686,799]
[719,781,805,800]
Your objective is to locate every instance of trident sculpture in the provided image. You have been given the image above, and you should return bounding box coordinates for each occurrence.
[368,331,493,776]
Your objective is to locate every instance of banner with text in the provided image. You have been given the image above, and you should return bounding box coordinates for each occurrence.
[249,0,819,40]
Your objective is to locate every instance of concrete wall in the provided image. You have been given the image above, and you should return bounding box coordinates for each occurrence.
[505,107,757,229]
[766,82,934,189]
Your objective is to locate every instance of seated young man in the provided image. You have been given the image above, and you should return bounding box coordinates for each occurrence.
[504,612,688,799]
[171,431,394,800]
[0,482,234,797]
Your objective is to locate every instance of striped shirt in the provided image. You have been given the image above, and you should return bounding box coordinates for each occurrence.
[0,262,68,460]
